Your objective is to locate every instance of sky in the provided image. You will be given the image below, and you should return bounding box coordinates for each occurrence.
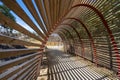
[0,0,44,33]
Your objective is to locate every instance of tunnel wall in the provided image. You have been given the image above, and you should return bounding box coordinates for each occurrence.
[56,0,120,75]
[0,0,120,79]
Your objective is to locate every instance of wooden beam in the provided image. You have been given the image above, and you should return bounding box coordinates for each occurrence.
[0,56,39,79]
[0,52,41,73]
[35,0,49,33]
[2,0,46,40]
[0,34,42,47]
[43,0,52,31]
[23,0,48,36]
[0,48,42,59]
[14,60,38,80]
[0,12,44,42]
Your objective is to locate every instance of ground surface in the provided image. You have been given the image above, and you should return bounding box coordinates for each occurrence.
[37,49,118,80]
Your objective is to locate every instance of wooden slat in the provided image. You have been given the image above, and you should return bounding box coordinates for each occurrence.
[35,0,49,32]
[56,0,60,22]
[57,0,62,19]
[68,0,74,10]
[52,0,57,26]
[43,0,52,31]
[59,0,64,18]
[9,59,38,80]
[0,34,42,47]
[62,0,67,16]
[49,0,54,27]
[24,59,40,79]
[52,0,55,26]
[0,48,42,59]
[17,62,38,80]
[0,0,119,78]
[14,60,38,80]
[63,0,74,19]
[54,0,57,24]
[0,12,43,42]
[0,52,41,73]
[2,0,46,40]
[30,70,37,80]
[0,56,40,79]
[23,0,48,36]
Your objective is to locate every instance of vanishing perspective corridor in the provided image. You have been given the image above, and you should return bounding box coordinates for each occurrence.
[0,0,120,80]
[38,49,118,80]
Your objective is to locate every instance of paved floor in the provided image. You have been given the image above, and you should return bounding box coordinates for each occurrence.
[39,49,118,80]
[37,54,48,80]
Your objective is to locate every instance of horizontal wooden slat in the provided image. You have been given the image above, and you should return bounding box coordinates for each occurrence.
[0,52,41,73]
[30,69,37,80]
[24,66,37,80]
[17,63,38,80]
[23,0,48,36]
[0,0,120,78]
[0,48,42,59]
[9,59,38,80]
[0,55,41,79]
[0,34,42,47]
[0,12,43,42]
[2,0,46,41]
[35,0,49,31]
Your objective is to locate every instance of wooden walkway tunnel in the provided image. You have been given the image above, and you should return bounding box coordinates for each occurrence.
[0,0,120,79]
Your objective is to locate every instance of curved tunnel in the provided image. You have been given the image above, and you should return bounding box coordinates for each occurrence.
[0,0,120,79]
[53,2,120,74]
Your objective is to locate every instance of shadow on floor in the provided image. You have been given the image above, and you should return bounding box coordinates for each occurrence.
[38,49,118,80]
[46,50,116,80]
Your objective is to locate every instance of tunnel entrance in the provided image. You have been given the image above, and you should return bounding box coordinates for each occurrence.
[0,0,120,80]
[46,34,63,50]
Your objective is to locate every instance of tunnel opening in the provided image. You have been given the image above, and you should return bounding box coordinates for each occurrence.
[0,0,120,80]
[46,34,63,50]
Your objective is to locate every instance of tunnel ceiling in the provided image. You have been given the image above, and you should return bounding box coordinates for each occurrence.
[0,0,120,77]
[0,0,120,44]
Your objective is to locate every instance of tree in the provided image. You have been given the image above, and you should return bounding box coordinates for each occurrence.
[0,4,16,35]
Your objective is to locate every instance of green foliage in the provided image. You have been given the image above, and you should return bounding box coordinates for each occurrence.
[0,5,15,21]
[0,4,16,34]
